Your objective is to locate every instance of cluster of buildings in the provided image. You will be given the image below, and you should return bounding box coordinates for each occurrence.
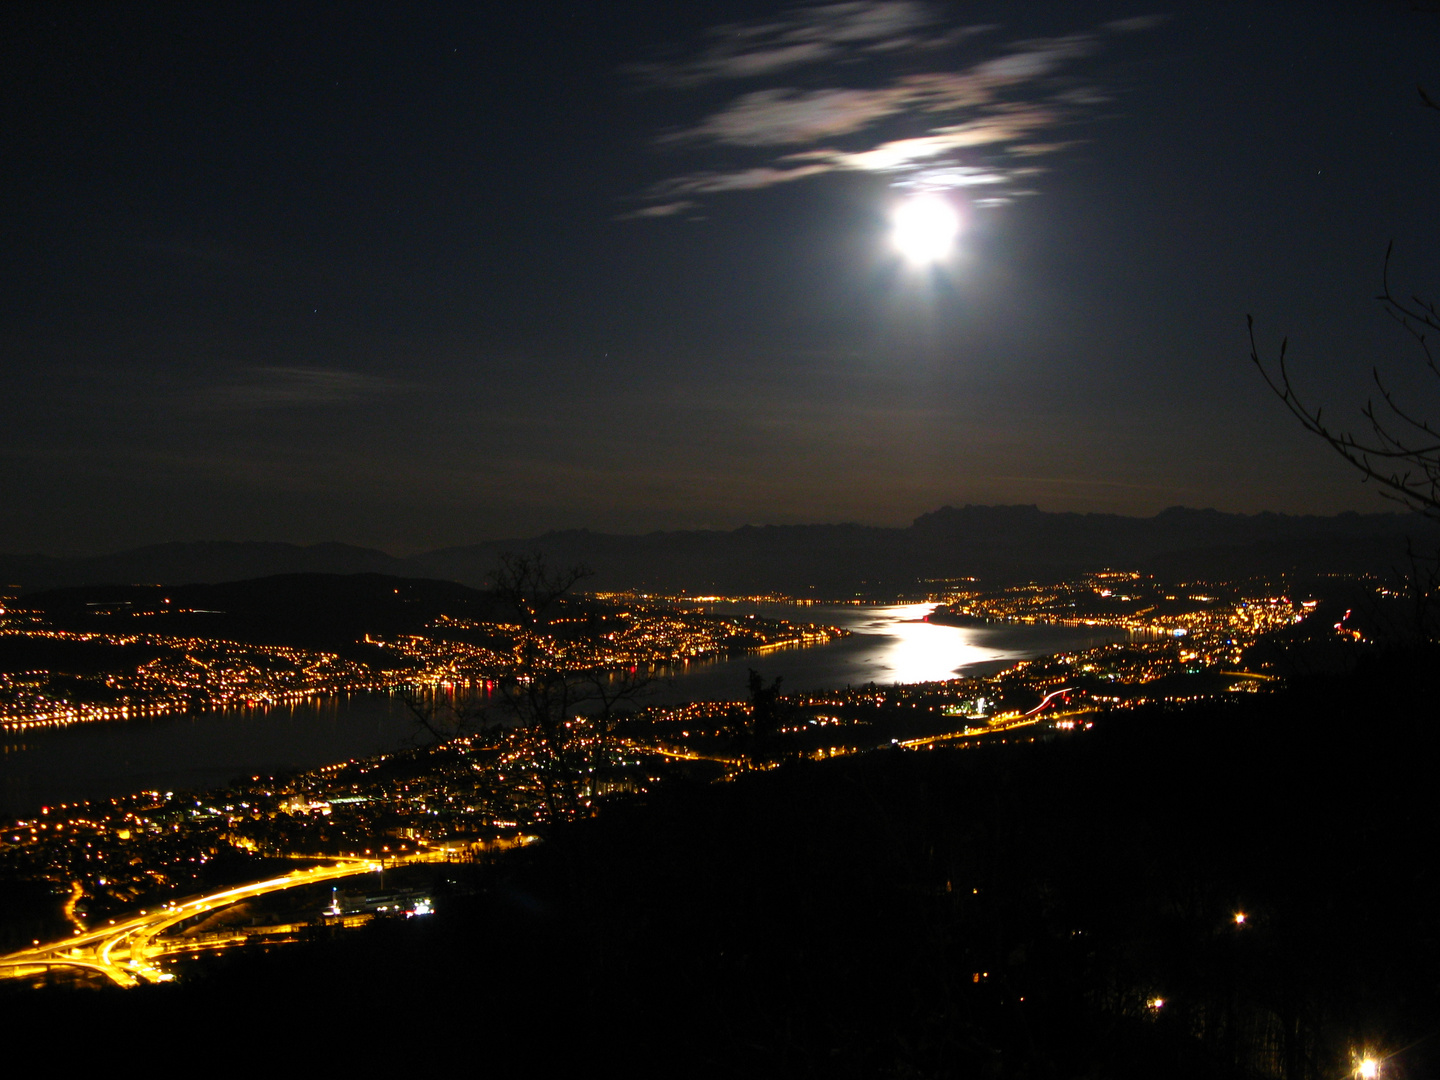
[940,572,1310,669]
[0,629,395,731]
[3,569,1361,955]
[0,605,845,731]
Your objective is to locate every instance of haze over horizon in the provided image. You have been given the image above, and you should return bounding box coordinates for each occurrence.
[5,2,1437,555]
[4,500,1432,563]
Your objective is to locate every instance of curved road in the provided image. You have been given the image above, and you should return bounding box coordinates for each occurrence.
[0,857,379,987]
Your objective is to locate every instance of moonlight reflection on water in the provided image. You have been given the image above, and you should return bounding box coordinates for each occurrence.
[0,603,1127,814]
[651,602,1130,702]
[857,603,1000,684]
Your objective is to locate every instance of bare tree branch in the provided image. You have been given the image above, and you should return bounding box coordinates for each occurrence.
[1248,241,1440,520]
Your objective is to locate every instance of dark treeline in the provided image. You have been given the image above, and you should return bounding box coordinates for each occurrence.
[6,658,1437,1077]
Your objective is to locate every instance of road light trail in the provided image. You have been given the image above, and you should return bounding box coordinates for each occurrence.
[1024,687,1075,717]
[0,857,379,987]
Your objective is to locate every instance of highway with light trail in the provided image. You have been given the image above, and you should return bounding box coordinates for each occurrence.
[0,856,379,987]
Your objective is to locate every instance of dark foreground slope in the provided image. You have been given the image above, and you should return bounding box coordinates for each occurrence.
[8,661,1438,1078]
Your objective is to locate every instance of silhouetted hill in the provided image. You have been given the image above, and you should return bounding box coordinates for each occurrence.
[4,507,1437,594]
[18,573,501,658]
[416,506,1440,592]
[0,541,404,593]
[410,521,907,594]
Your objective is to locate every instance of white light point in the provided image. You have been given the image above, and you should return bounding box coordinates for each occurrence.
[892,194,960,265]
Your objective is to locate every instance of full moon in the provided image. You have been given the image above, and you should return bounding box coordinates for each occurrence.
[892,194,960,265]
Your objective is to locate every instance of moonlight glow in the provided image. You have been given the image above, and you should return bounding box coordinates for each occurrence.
[892,194,960,265]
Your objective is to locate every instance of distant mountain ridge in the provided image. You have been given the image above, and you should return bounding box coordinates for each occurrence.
[3,506,1437,595]
[0,541,406,594]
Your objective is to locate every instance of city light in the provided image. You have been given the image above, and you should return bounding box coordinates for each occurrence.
[0,573,1376,1000]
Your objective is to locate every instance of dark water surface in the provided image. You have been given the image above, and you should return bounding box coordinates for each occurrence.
[0,603,1128,816]
[0,694,420,818]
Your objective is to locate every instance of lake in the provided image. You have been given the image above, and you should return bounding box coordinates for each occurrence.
[0,603,1128,816]
[649,601,1129,700]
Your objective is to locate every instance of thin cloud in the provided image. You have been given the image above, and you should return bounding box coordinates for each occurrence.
[828,109,1060,169]
[627,1,950,88]
[663,87,907,147]
[1106,15,1168,33]
[206,366,420,409]
[645,107,1052,200]
[1007,140,1083,158]
[970,33,1098,81]
[614,200,698,221]
[649,164,835,199]
[624,3,1163,217]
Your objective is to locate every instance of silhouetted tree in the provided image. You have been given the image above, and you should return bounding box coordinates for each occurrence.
[1249,83,1440,522]
[1249,78,1440,648]
[483,554,594,821]
[399,683,495,745]
[1248,249,1440,521]
[402,553,653,823]
[570,662,650,799]
[723,668,785,766]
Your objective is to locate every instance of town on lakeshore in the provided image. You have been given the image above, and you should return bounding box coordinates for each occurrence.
[0,564,1380,986]
[9,4,1440,1073]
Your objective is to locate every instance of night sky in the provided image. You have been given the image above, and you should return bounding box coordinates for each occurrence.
[4,1,1438,555]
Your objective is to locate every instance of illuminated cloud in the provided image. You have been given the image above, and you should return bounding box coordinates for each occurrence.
[826,109,1059,169]
[644,107,1052,201]
[663,87,908,147]
[626,3,1162,217]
